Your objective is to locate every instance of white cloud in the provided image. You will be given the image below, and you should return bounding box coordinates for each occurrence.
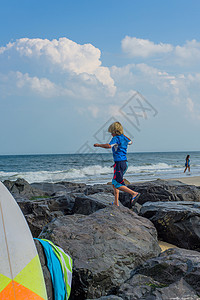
[1,36,200,121]
[108,105,122,117]
[0,37,116,97]
[76,105,100,118]
[175,40,200,64]
[88,105,99,118]
[110,61,200,120]
[111,63,178,94]
[121,36,200,67]
[186,97,200,120]
[186,97,194,113]
[121,36,173,58]
[0,71,74,98]
[187,73,200,83]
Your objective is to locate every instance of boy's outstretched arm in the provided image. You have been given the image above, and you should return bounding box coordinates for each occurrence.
[94,143,111,149]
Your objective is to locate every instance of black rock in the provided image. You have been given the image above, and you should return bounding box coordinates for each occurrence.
[32,181,87,196]
[87,297,123,300]
[47,195,75,215]
[84,184,114,196]
[118,274,199,300]
[39,206,160,299]
[31,182,68,195]
[17,194,75,237]
[3,178,48,199]
[18,199,52,237]
[140,201,200,251]
[119,179,200,208]
[127,247,200,298]
[72,193,117,215]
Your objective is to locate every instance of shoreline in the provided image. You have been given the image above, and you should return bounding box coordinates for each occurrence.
[127,175,200,187]
[169,175,200,187]
[1,175,200,187]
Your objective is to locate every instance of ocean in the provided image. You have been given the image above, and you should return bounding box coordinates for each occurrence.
[0,151,199,185]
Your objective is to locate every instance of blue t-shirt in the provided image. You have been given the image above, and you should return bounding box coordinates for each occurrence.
[109,134,131,162]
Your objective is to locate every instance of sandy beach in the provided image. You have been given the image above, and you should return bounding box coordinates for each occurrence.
[158,241,177,252]
[171,175,200,187]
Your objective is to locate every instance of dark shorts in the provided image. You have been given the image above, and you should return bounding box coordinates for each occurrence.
[112,161,128,188]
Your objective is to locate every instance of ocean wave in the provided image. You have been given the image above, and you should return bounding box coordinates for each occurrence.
[0,166,113,183]
[0,163,174,183]
[127,163,171,173]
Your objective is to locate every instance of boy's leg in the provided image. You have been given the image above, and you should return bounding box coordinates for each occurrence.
[118,185,140,207]
[115,161,139,198]
[113,184,138,205]
[112,185,119,206]
[112,161,140,206]
[118,185,138,197]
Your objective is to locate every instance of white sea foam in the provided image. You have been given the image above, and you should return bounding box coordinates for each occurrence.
[127,163,171,173]
[0,163,175,184]
[1,152,200,184]
[0,166,112,183]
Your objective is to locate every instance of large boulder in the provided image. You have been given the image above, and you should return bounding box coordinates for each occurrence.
[46,195,75,215]
[3,178,48,199]
[31,181,86,196]
[17,194,75,237]
[31,182,68,195]
[119,179,200,208]
[119,247,200,299]
[84,184,114,196]
[72,193,118,215]
[18,199,52,237]
[140,201,200,251]
[118,274,199,300]
[87,297,123,300]
[39,206,160,299]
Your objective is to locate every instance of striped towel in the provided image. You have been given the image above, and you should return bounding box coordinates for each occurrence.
[35,238,73,300]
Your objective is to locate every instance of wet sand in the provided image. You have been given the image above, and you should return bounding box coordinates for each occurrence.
[158,241,177,252]
[171,175,200,187]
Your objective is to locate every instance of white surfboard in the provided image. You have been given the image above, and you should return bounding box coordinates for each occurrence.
[0,181,47,300]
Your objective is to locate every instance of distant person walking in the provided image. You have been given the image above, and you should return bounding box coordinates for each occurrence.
[94,121,140,206]
[184,154,190,173]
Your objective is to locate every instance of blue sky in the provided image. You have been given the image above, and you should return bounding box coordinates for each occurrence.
[1,0,200,154]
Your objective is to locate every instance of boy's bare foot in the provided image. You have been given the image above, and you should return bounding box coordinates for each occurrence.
[111,202,119,206]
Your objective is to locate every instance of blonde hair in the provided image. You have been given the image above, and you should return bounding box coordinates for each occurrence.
[108,122,124,135]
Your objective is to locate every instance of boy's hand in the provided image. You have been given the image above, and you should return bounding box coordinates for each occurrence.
[94,143,111,149]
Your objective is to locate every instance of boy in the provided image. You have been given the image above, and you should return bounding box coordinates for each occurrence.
[94,121,140,206]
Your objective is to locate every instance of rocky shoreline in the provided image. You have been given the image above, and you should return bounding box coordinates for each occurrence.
[3,178,200,300]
